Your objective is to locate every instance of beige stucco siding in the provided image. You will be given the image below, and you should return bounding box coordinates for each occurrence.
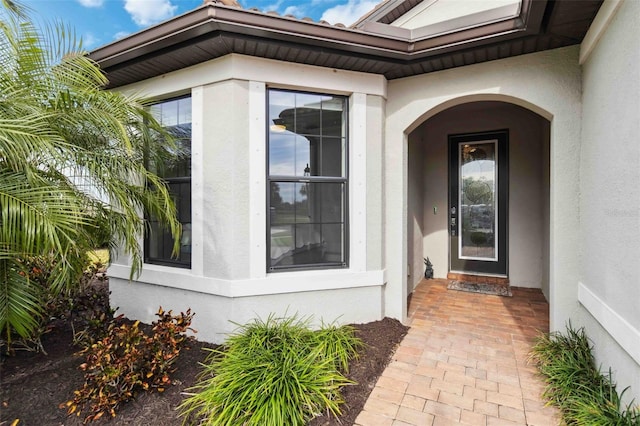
[202,80,251,280]
[366,95,386,271]
[579,0,640,402]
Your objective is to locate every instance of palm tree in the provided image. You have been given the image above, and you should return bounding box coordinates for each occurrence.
[0,2,181,342]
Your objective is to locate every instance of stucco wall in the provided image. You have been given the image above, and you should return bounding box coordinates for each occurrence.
[407,134,426,291]
[202,80,251,280]
[108,55,388,343]
[366,95,386,271]
[579,0,640,402]
[109,276,382,342]
[384,46,582,325]
[409,102,549,288]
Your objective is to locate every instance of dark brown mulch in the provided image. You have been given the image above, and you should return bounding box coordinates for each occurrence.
[0,281,408,426]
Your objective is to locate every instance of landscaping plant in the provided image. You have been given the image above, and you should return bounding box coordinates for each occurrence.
[0,0,181,345]
[64,308,194,423]
[313,320,364,373]
[530,324,640,425]
[1,253,98,354]
[179,314,363,425]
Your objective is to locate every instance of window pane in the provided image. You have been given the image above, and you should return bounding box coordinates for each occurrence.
[270,182,295,225]
[317,183,344,222]
[321,224,344,262]
[270,223,327,267]
[269,182,312,224]
[145,96,192,268]
[178,98,191,125]
[320,137,344,177]
[295,136,311,177]
[269,133,295,176]
[160,100,178,127]
[294,182,310,222]
[269,181,345,269]
[295,93,322,135]
[148,222,161,258]
[268,91,344,178]
[168,181,191,222]
[269,91,295,132]
[160,129,191,178]
[321,97,345,137]
[270,224,295,264]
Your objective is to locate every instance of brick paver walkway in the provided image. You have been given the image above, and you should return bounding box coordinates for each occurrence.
[355,279,560,426]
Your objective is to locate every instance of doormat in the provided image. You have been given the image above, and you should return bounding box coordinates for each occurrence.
[447,280,512,297]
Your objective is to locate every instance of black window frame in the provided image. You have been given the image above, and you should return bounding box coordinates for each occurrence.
[266,88,349,272]
[144,95,192,269]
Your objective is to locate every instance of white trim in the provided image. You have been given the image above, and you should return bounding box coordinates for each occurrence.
[190,87,204,276]
[109,263,385,297]
[350,93,368,272]
[248,81,267,279]
[580,0,624,65]
[578,282,640,366]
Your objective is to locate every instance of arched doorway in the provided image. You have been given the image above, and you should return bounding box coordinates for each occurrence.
[406,101,550,299]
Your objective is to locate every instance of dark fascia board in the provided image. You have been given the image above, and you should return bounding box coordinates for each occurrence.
[90,0,546,72]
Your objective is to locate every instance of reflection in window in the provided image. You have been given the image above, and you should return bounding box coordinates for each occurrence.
[459,141,497,260]
[145,97,192,268]
[267,89,347,270]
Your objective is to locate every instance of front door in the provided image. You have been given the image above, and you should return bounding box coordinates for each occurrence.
[449,130,508,275]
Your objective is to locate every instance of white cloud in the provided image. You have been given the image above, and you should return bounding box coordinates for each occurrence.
[114,31,131,40]
[263,0,284,13]
[320,0,378,25]
[283,5,306,17]
[81,33,100,49]
[77,0,104,7]
[124,0,178,26]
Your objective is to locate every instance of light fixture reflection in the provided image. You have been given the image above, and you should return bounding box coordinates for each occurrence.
[270,124,286,132]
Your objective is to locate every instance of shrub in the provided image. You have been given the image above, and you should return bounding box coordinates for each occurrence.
[530,324,640,425]
[1,253,92,354]
[64,308,194,422]
[68,285,116,348]
[312,321,363,373]
[179,314,363,426]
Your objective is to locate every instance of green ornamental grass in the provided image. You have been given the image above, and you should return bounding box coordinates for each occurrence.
[530,324,640,425]
[179,314,364,426]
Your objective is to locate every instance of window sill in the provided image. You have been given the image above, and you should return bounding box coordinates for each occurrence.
[108,263,385,298]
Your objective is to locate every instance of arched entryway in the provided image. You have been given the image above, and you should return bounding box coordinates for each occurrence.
[407,101,550,299]
[382,48,583,334]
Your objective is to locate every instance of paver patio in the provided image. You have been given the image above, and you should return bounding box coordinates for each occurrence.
[355,279,560,426]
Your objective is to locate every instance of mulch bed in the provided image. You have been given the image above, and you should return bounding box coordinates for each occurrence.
[0,280,408,426]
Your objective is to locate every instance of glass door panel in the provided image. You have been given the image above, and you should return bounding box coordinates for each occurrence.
[460,141,497,260]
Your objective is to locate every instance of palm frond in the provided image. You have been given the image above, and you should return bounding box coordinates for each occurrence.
[0,258,42,338]
[0,1,181,341]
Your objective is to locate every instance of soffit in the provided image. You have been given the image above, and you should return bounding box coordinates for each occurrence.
[90,0,602,88]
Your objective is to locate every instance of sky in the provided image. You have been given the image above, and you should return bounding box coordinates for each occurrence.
[24,0,380,51]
